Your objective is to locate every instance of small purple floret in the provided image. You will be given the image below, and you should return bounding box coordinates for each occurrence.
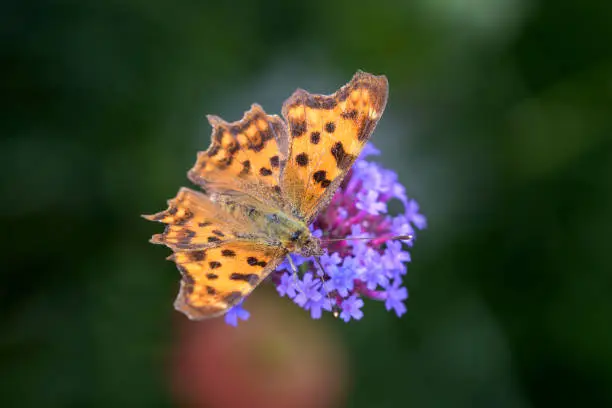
[339,295,364,322]
[224,301,250,327]
[276,271,297,298]
[383,279,409,317]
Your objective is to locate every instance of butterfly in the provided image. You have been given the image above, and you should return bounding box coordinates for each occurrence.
[144,71,388,320]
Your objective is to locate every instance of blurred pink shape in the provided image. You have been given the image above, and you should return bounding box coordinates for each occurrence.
[171,293,347,408]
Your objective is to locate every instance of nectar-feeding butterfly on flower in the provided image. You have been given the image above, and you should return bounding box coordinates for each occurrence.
[144,71,425,323]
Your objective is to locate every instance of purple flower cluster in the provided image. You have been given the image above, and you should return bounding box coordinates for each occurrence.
[225,144,426,326]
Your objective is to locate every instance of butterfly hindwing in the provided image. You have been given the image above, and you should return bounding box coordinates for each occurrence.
[145,187,287,320]
[280,71,388,223]
[171,241,287,319]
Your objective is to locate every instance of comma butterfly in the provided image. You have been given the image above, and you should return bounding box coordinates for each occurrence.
[144,71,388,320]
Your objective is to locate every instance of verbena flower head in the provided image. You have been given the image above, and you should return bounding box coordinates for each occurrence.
[226,143,426,325]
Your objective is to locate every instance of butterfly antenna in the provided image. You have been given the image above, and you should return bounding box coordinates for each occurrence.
[314,257,340,318]
[320,234,413,243]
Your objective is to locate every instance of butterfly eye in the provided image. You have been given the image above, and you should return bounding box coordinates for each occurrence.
[290,230,303,242]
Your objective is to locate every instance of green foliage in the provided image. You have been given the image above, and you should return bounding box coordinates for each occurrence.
[2,0,612,406]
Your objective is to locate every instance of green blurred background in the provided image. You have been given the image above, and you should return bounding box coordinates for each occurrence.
[3,0,612,407]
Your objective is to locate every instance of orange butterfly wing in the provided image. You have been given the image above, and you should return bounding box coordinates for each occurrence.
[187,104,289,209]
[171,241,286,319]
[144,188,286,319]
[280,71,388,223]
[144,187,265,250]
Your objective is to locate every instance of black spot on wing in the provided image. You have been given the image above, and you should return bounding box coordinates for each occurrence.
[217,154,233,168]
[291,120,307,137]
[310,131,320,144]
[313,170,326,183]
[249,137,265,152]
[270,155,280,168]
[175,229,196,243]
[221,249,236,257]
[174,209,194,225]
[296,153,309,167]
[189,251,206,262]
[227,142,240,155]
[247,257,267,267]
[240,160,251,175]
[230,273,260,286]
[331,142,355,170]
[341,109,358,120]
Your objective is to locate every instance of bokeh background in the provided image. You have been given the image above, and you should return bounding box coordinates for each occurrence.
[3,0,612,407]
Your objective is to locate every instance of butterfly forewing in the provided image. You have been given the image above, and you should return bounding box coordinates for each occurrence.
[280,71,388,223]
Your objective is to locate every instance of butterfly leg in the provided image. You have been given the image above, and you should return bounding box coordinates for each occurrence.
[286,254,300,285]
[314,257,340,318]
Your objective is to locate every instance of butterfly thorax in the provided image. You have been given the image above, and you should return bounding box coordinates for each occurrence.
[257,211,323,257]
[216,196,323,257]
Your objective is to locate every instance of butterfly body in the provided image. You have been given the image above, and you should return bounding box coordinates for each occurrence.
[145,71,388,320]
[211,192,320,256]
